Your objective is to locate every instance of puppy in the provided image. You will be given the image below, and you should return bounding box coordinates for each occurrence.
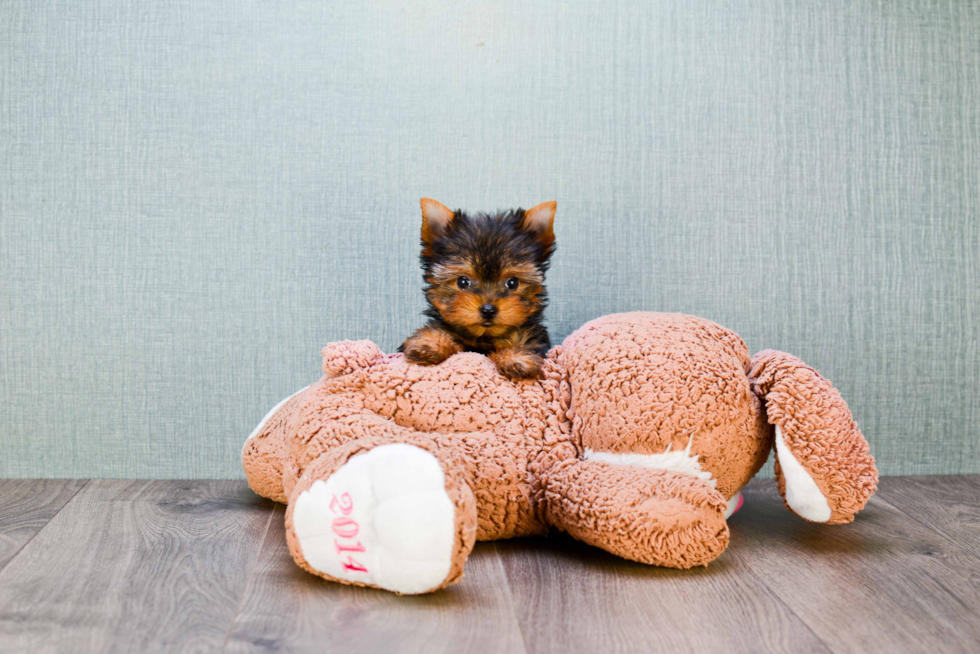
[400,198,556,380]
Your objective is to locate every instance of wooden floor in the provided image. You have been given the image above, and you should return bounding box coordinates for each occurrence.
[0,477,978,653]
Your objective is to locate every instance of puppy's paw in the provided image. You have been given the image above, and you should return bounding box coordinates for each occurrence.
[402,327,461,366]
[490,349,543,380]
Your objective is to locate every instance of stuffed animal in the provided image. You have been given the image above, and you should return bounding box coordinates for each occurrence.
[242,312,877,595]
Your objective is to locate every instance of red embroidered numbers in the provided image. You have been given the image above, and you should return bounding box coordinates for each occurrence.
[329,492,368,573]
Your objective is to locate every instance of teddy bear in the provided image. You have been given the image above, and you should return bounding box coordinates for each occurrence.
[242,312,877,595]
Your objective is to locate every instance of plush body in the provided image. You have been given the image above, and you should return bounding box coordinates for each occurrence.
[243,312,877,594]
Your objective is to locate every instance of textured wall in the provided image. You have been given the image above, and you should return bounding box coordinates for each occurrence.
[1,1,978,478]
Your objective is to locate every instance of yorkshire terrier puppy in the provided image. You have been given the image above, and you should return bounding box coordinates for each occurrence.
[400,198,556,380]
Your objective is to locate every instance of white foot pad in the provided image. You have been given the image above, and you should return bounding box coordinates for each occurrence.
[292,444,456,594]
[775,425,832,522]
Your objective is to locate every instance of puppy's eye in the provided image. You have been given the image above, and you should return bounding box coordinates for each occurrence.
[456,276,471,289]
[505,277,519,290]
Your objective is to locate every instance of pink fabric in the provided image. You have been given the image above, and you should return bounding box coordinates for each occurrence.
[243,312,878,591]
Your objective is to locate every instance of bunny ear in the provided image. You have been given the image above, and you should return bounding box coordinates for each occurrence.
[420,198,456,245]
[321,340,384,378]
[749,349,878,524]
[521,201,556,250]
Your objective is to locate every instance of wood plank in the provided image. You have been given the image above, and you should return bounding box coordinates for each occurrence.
[0,480,274,654]
[876,475,980,560]
[495,531,830,654]
[0,479,88,571]
[730,479,980,654]
[224,504,527,654]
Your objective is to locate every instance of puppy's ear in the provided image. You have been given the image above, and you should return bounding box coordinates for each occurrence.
[420,198,456,245]
[521,201,556,249]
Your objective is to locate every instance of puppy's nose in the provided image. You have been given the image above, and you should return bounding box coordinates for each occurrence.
[480,303,498,319]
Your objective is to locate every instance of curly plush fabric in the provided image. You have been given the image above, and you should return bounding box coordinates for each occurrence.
[543,459,730,567]
[241,385,310,504]
[748,350,878,523]
[556,313,772,498]
[243,312,878,594]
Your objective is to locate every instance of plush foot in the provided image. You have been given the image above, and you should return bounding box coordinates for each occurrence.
[288,443,473,594]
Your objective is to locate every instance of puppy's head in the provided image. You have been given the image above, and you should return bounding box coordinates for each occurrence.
[418,198,556,338]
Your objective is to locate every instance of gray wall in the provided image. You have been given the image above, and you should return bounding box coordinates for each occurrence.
[2,0,978,479]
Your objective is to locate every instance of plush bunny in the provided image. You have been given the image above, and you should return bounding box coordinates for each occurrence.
[243,312,877,595]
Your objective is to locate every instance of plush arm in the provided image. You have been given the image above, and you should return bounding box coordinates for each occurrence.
[541,459,730,568]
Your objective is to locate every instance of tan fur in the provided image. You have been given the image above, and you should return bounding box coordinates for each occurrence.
[420,198,455,250]
[522,201,556,249]
[441,293,487,333]
[426,260,476,286]
[493,294,535,329]
[499,262,544,285]
[402,325,462,366]
[489,346,542,380]
[485,326,546,379]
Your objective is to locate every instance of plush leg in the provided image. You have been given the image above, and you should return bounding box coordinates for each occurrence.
[242,384,312,504]
[542,459,730,568]
[285,436,477,595]
[750,349,878,524]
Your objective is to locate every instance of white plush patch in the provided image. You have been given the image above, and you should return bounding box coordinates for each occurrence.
[291,443,456,595]
[583,436,717,488]
[775,425,832,522]
[723,491,743,519]
[242,386,310,456]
